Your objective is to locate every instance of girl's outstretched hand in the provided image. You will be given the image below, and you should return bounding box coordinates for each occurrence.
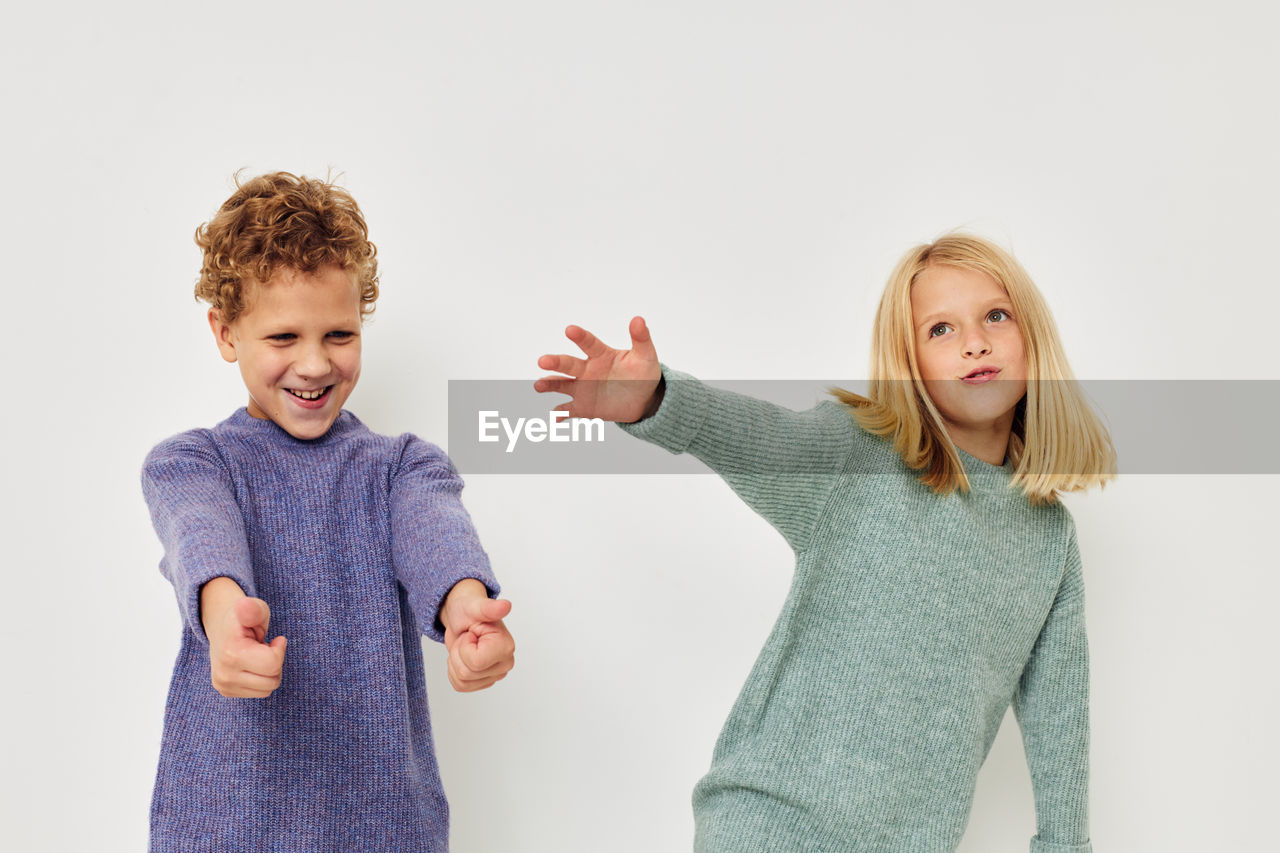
[535,316,662,423]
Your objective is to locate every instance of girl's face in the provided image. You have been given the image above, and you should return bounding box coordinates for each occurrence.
[910,264,1027,455]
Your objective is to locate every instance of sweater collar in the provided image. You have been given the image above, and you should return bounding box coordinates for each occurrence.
[222,407,361,445]
[954,444,1016,493]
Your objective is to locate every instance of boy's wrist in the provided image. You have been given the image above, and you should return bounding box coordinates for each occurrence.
[200,577,246,640]
[441,578,489,629]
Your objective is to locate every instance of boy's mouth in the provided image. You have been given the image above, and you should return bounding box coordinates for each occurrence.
[287,386,332,402]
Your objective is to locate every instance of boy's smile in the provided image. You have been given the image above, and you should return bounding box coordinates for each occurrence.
[209,265,363,440]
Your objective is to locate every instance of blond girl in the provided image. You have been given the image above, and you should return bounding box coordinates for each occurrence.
[536,234,1113,853]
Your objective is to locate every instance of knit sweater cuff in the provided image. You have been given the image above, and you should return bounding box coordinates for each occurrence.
[183,569,258,646]
[422,572,502,644]
[1031,837,1092,853]
[616,365,707,454]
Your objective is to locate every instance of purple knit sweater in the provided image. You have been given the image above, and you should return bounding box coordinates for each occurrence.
[141,408,498,853]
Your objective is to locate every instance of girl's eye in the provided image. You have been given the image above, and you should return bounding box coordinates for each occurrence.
[929,324,950,338]
[988,309,1011,323]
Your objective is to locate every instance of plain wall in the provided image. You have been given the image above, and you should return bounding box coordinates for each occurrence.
[2,2,1276,851]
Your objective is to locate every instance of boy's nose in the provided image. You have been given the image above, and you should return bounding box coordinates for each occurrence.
[294,344,330,379]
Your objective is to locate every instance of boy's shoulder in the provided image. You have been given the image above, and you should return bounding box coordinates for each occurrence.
[142,424,220,472]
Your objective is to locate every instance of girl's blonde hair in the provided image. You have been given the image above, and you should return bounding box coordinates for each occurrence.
[832,233,1116,506]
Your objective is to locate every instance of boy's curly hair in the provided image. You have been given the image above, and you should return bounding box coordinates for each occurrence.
[194,171,379,323]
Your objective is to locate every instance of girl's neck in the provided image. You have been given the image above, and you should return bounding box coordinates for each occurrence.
[945,417,1014,466]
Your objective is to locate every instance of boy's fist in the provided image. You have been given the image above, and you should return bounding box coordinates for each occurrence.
[440,579,515,693]
[201,578,287,699]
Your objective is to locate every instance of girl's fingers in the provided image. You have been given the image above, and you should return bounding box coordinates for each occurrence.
[565,325,610,358]
[628,315,657,361]
[534,375,576,395]
[537,354,587,377]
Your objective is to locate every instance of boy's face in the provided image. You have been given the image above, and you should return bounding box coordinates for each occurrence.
[209,265,363,440]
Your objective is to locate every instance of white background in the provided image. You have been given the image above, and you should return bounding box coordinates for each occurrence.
[2,2,1277,851]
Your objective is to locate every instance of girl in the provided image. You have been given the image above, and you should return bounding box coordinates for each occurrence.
[535,234,1114,853]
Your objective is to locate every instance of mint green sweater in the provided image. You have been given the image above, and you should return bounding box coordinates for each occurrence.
[620,369,1092,853]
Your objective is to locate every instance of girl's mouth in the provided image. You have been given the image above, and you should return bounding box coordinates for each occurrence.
[287,386,333,408]
[961,368,1000,384]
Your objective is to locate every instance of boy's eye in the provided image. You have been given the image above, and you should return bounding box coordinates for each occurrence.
[268,333,296,342]
[328,331,356,341]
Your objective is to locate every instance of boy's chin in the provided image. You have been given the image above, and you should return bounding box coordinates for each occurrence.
[272,407,344,440]
[248,396,343,440]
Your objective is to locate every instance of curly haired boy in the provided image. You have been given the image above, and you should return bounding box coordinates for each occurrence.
[141,172,515,852]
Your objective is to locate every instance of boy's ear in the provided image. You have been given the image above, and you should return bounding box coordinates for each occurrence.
[208,309,239,364]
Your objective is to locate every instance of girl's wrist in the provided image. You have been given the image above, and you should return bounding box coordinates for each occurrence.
[631,374,666,422]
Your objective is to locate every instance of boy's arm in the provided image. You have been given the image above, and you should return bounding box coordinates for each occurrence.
[141,432,257,643]
[389,437,503,645]
[1012,528,1093,853]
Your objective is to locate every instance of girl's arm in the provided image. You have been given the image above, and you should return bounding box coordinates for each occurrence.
[1012,528,1093,853]
[537,318,857,552]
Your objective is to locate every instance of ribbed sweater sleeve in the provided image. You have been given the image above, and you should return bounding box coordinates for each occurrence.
[390,436,500,642]
[141,432,256,643]
[618,366,855,552]
[1014,523,1092,853]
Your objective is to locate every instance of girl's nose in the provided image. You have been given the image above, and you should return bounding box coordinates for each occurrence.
[963,330,992,358]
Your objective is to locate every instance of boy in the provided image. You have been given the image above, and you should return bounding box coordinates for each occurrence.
[142,172,515,852]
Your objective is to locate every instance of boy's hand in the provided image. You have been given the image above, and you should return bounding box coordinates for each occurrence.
[535,316,663,423]
[201,578,287,699]
[440,579,515,693]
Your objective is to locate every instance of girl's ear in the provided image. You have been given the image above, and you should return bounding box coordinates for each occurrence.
[208,309,239,364]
